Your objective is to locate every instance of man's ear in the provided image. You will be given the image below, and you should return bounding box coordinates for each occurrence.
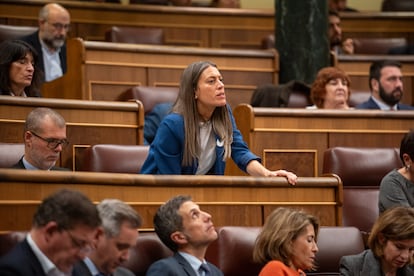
[371,78,379,93]
[43,221,60,242]
[170,231,188,245]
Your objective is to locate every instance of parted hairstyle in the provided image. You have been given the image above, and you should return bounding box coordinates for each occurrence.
[0,40,42,97]
[369,60,402,91]
[172,61,233,166]
[253,207,319,269]
[33,189,101,230]
[24,107,66,135]
[399,129,414,165]
[97,199,142,238]
[310,66,351,108]
[368,206,414,265]
[153,195,191,252]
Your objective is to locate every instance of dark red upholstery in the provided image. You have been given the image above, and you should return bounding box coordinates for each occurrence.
[0,143,25,168]
[322,147,401,234]
[382,0,414,11]
[118,86,179,114]
[205,226,263,276]
[353,37,408,55]
[79,144,150,173]
[310,226,364,275]
[122,232,173,276]
[0,232,26,256]
[0,24,37,43]
[105,26,164,45]
[348,90,370,108]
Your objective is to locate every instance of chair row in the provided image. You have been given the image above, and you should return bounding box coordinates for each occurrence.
[0,226,365,276]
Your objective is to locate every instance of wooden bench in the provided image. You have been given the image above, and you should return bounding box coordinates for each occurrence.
[0,168,342,232]
[1,1,414,47]
[0,96,144,170]
[227,104,414,176]
[41,38,279,109]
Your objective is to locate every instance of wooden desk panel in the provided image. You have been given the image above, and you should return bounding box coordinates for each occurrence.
[228,104,414,176]
[40,38,279,109]
[0,169,342,231]
[0,97,144,169]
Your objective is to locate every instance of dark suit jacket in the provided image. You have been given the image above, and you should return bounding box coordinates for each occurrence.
[356,97,414,110]
[20,31,67,82]
[12,158,69,171]
[73,259,135,276]
[146,252,223,276]
[0,239,46,276]
[339,249,414,276]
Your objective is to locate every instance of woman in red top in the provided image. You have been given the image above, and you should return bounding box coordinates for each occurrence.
[253,208,319,276]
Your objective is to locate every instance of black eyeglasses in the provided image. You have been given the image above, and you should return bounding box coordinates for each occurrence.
[30,131,69,149]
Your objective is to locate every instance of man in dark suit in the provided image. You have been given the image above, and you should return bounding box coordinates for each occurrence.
[147,195,223,276]
[12,107,69,170]
[21,3,69,83]
[0,189,101,276]
[73,199,142,276]
[356,60,414,110]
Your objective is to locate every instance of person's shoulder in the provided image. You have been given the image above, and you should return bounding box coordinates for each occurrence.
[146,256,179,274]
[397,103,414,110]
[114,266,135,276]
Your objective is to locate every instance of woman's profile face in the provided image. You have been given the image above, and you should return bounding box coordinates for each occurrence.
[9,52,34,91]
[290,224,318,271]
[194,66,226,111]
[381,239,414,270]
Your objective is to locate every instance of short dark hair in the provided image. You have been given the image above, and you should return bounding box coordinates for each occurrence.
[369,60,402,90]
[153,195,192,252]
[33,189,101,230]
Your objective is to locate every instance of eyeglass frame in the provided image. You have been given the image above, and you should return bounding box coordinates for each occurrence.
[65,230,94,255]
[30,131,69,149]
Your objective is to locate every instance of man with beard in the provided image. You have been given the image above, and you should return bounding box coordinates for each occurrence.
[12,107,69,170]
[21,3,70,82]
[357,60,414,110]
[329,10,354,55]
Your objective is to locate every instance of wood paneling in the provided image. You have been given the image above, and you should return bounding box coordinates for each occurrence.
[0,169,342,231]
[0,97,144,169]
[228,104,414,176]
[41,38,279,109]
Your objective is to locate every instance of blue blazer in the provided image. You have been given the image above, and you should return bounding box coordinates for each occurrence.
[141,106,259,174]
[12,158,69,171]
[340,249,414,276]
[146,253,223,276]
[0,239,46,276]
[356,97,414,110]
[20,31,67,83]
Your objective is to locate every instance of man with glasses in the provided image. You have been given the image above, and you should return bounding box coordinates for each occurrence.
[0,188,101,275]
[73,199,142,276]
[21,3,70,82]
[13,107,69,170]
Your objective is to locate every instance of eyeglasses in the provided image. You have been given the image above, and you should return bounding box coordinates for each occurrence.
[30,131,69,149]
[65,230,94,255]
[50,22,70,31]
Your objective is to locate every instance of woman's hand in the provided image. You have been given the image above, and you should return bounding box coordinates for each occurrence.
[266,169,298,185]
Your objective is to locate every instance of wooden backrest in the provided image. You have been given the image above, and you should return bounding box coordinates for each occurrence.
[105,26,164,45]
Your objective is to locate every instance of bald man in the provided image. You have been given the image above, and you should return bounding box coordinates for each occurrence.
[21,3,70,82]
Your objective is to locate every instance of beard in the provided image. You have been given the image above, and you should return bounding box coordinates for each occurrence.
[42,36,65,51]
[379,83,403,106]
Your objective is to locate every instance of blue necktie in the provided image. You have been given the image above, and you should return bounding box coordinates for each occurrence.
[199,263,211,276]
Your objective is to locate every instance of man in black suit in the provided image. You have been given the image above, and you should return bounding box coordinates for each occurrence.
[13,107,69,170]
[356,60,414,110]
[147,195,223,276]
[73,199,142,276]
[21,3,70,83]
[0,189,101,276]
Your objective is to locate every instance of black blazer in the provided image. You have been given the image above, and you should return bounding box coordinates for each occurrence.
[356,97,414,110]
[20,31,67,82]
[146,252,223,276]
[0,238,46,276]
[73,259,135,276]
[12,158,69,171]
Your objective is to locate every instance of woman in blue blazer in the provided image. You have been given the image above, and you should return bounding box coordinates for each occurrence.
[141,61,297,184]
